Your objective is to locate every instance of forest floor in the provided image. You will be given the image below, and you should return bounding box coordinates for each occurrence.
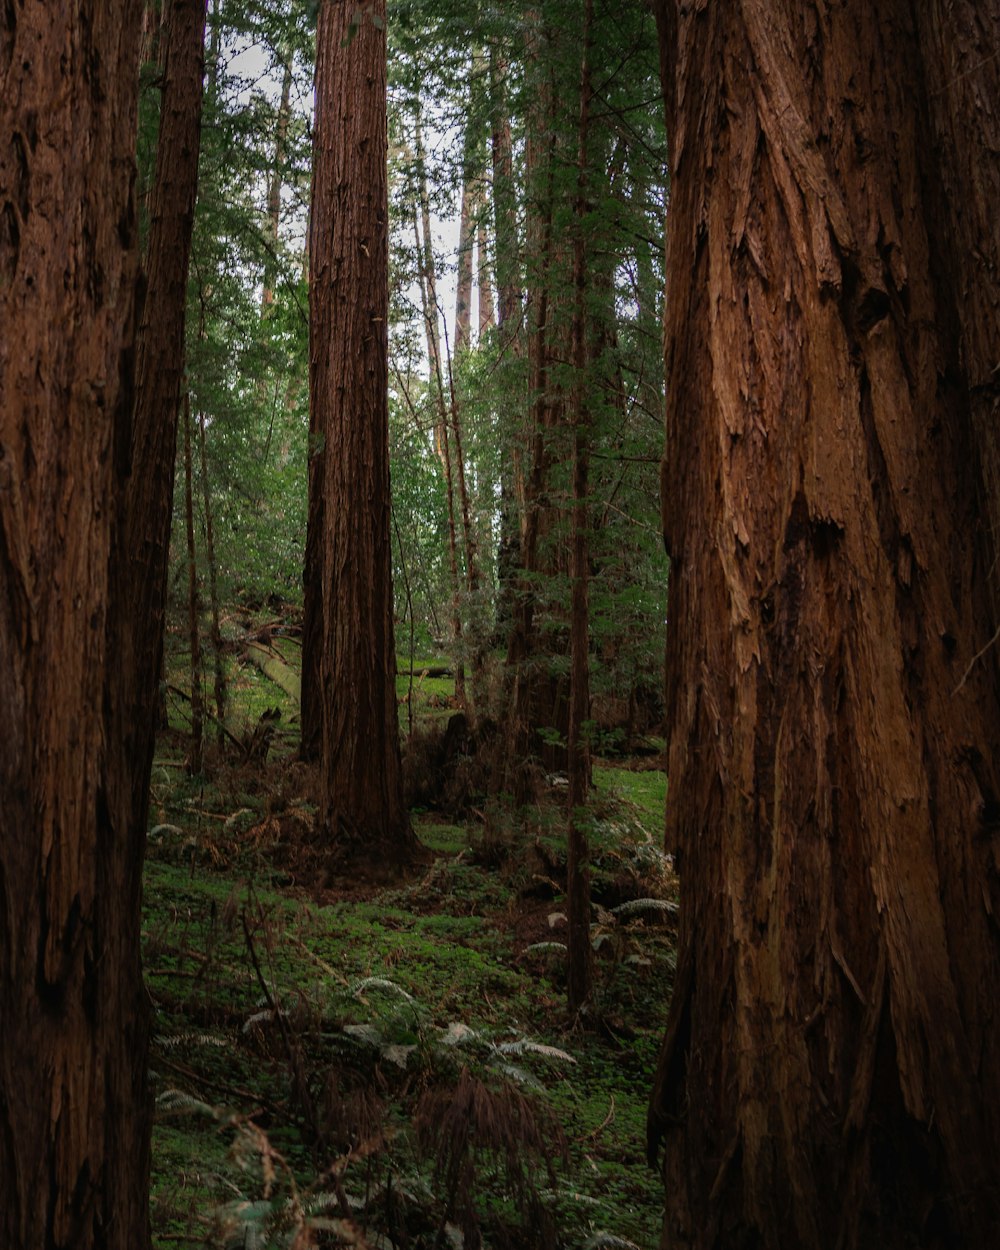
[147,621,675,1249]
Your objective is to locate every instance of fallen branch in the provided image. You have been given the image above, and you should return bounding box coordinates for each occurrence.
[243,641,302,702]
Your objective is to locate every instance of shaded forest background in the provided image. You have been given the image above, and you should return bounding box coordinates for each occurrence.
[3,0,1000,1248]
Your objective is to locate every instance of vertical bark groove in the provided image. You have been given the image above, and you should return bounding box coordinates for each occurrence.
[0,4,150,1246]
[309,0,415,856]
[649,2,1000,1246]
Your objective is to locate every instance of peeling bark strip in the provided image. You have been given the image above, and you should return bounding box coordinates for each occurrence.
[309,0,415,855]
[649,2,1000,1248]
[0,4,150,1248]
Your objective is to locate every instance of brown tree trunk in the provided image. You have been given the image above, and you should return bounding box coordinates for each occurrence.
[300,387,324,761]
[413,201,468,708]
[310,0,416,857]
[648,3,1000,1247]
[566,0,595,1016]
[498,29,573,792]
[476,193,495,337]
[123,0,207,804]
[488,43,524,644]
[197,405,228,735]
[454,162,475,355]
[0,4,149,1247]
[183,393,205,773]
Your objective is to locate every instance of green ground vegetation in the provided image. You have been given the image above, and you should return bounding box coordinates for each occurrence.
[149,616,675,1249]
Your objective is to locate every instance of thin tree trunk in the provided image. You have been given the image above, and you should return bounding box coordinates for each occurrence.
[261,54,293,313]
[123,0,207,799]
[184,393,204,774]
[566,0,595,1016]
[476,189,495,337]
[310,0,416,856]
[488,43,523,643]
[413,202,467,707]
[441,313,485,708]
[207,0,222,88]
[498,31,571,793]
[647,3,1000,1246]
[197,406,227,734]
[0,4,147,1246]
[454,159,475,354]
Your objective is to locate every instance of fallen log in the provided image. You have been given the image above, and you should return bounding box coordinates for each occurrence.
[243,641,301,703]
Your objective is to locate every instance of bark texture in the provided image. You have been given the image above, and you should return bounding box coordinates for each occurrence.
[310,0,415,854]
[566,0,595,1015]
[0,4,150,1247]
[648,3,1000,1247]
[123,0,207,811]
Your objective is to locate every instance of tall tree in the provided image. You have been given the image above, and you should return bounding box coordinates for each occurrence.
[125,0,207,797]
[0,3,149,1246]
[308,0,416,856]
[647,3,1000,1247]
[566,0,594,1014]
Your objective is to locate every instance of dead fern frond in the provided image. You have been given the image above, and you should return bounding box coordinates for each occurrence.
[414,1067,567,1244]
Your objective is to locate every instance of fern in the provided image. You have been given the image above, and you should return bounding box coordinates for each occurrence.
[495,1040,576,1064]
[350,976,415,1002]
[439,1021,477,1046]
[611,897,678,918]
[155,1088,219,1118]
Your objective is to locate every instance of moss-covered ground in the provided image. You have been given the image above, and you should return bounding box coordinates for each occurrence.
[149,631,675,1248]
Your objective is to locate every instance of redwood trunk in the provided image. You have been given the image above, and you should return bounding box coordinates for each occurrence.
[123,0,207,813]
[648,3,1000,1247]
[310,0,415,855]
[566,0,595,1015]
[0,4,149,1247]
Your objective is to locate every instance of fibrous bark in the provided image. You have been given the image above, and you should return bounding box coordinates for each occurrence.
[309,0,416,856]
[566,0,595,1015]
[648,3,1000,1247]
[0,4,149,1246]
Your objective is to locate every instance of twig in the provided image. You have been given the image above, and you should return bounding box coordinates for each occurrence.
[578,1093,616,1142]
[953,622,1000,695]
[151,1050,279,1116]
[166,684,247,754]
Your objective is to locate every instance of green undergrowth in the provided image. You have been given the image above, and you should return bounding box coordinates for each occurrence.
[148,625,674,1249]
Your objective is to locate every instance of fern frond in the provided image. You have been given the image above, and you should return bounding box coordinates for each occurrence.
[156,1088,219,1118]
[341,1023,382,1047]
[381,1042,417,1069]
[489,1060,544,1090]
[351,976,416,1003]
[155,1031,227,1048]
[523,941,567,956]
[584,1234,642,1250]
[611,897,678,918]
[495,1040,576,1064]
[439,1021,477,1046]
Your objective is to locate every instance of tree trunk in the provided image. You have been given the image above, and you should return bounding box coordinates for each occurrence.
[300,383,324,761]
[309,0,417,857]
[261,53,293,314]
[0,4,149,1247]
[184,393,204,774]
[498,25,572,791]
[454,160,475,355]
[197,405,228,735]
[566,0,595,1016]
[476,190,495,337]
[647,3,1000,1247]
[413,200,468,708]
[123,0,207,806]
